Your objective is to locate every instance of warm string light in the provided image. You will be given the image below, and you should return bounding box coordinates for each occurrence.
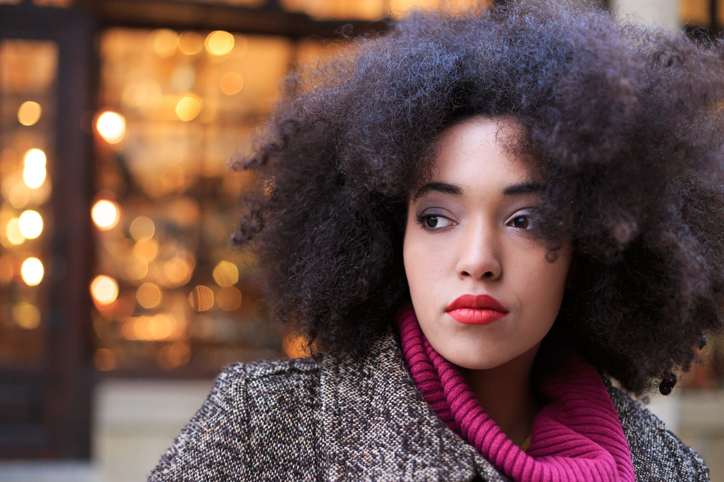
[175,94,203,121]
[23,148,47,189]
[21,257,44,286]
[18,101,42,126]
[91,275,119,305]
[204,31,234,56]
[96,111,126,144]
[92,199,120,230]
[18,210,43,239]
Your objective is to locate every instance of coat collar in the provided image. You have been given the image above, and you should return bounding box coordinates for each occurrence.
[317,329,510,481]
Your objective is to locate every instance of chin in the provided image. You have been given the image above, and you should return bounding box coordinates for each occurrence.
[444,352,508,371]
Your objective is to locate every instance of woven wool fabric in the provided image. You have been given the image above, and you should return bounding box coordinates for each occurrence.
[396,304,635,482]
[149,328,709,481]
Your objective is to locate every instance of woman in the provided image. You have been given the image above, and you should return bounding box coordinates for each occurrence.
[150,1,723,480]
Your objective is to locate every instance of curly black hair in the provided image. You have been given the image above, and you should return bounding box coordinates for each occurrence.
[233,0,724,395]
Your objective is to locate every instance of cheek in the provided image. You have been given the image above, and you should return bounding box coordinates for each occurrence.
[517,248,571,315]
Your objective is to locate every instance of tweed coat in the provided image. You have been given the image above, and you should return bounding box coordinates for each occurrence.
[149,330,710,481]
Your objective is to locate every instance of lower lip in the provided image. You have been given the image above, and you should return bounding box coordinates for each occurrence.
[446,308,508,325]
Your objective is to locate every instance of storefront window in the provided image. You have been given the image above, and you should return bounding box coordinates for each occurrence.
[0,39,57,367]
[92,28,306,372]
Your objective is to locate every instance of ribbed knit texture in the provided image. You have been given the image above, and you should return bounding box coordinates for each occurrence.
[396,304,636,482]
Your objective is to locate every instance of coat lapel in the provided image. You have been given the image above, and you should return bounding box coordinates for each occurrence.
[317,330,509,481]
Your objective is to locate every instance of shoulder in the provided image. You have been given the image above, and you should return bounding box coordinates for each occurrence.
[149,356,322,481]
[605,380,710,482]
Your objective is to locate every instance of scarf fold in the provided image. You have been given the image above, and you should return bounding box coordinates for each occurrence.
[396,304,635,482]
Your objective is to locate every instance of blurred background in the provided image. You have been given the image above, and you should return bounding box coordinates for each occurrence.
[0,0,722,480]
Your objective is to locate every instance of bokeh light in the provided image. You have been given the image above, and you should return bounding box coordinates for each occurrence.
[129,215,155,241]
[152,29,178,58]
[216,286,242,311]
[122,313,185,341]
[163,256,192,286]
[96,111,126,144]
[219,72,244,95]
[188,285,214,311]
[178,31,204,55]
[21,257,44,286]
[212,260,239,287]
[175,94,203,121]
[91,275,119,305]
[282,331,308,358]
[12,302,41,329]
[92,199,120,230]
[204,30,234,56]
[133,239,159,262]
[136,282,162,309]
[5,218,25,245]
[18,101,42,126]
[18,210,43,239]
[8,183,30,209]
[23,148,47,189]
[125,254,149,281]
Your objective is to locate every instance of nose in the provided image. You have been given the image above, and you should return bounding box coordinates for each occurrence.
[455,221,502,281]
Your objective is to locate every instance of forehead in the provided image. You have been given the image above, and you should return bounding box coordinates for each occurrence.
[431,117,531,187]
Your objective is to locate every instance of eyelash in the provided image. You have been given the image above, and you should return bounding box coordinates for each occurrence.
[415,209,535,232]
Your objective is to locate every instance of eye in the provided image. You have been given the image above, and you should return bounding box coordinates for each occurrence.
[416,214,453,231]
[506,210,534,230]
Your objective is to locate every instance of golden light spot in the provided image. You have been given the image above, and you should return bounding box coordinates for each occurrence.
[125,254,149,281]
[133,239,159,262]
[91,200,120,230]
[94,348,116,371]
[282,331,309,358]
[219,72,244,95]
[0,255,13,284]
[159,342,191,369]
[164,257,192,286]
[12,302,41,329]
[18,101,42,126]
[18,210,43,239]
[175,94,203,122]
[23,149,47,189]
[212,260,239,287]
[21,257,44,286]
[90,275,119,305]
[122,314,182,341]
[188,285,214,312]
[136,282,162,309]
[8,183,30,209]
[152,29,178,58]
[96,111,126,144]
[216,286,242,311]
[129,216,155,241]
[204,30,234,56]
[5,218,25,245]
[178,31,204,55]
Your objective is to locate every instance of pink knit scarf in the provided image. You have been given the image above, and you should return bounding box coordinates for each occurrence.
[396,304,635,482]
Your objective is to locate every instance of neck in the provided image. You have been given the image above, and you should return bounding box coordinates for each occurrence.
[457,343,541,447]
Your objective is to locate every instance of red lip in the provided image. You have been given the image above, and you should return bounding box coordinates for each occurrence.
[445,294,508,325]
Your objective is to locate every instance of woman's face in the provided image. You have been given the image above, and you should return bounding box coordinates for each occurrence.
[403,117,572,370]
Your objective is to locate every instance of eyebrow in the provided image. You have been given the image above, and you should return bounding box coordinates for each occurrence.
[413,181,544,201]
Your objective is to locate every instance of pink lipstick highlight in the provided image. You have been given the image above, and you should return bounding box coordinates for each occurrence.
[445,294,508,325]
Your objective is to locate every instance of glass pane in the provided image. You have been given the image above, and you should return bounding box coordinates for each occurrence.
[0,40,58,367]
[93,28,297,372]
